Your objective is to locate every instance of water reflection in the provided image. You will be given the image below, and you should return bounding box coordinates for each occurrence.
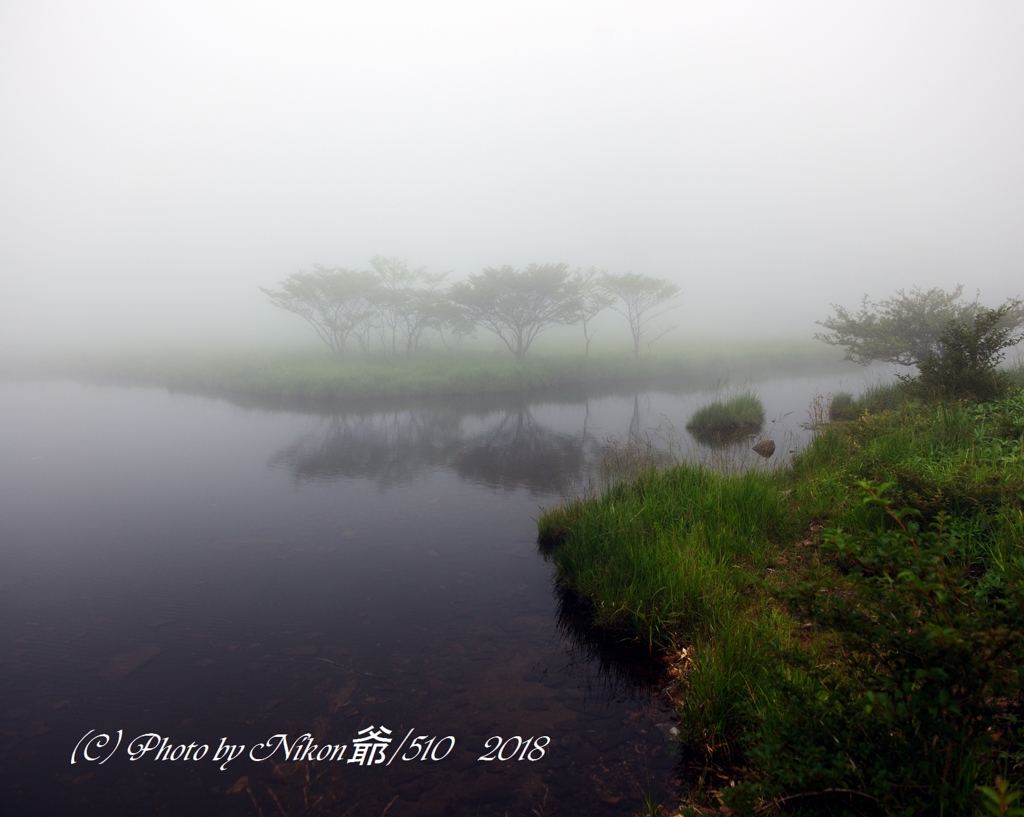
[688,422,765,450]
[0,373,874,814]
[272,407,604,493]
[551,585,666,702]
[265,363,869,494]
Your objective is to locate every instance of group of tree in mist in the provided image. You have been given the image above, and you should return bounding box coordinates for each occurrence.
[261,258,680,361]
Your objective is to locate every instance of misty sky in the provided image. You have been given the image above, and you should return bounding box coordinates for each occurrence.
[2,1,1022,353]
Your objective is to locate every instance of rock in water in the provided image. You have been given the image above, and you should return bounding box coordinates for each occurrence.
[752,439,775,458]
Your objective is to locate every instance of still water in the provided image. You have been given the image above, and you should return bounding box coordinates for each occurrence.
[0,372,868,815]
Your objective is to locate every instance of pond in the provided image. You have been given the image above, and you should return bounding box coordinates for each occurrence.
[0,369,875,814]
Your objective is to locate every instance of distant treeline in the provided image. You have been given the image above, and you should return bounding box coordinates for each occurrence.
[261,258,680,361]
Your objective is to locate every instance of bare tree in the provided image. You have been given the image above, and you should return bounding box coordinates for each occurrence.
[600,272,680,359]
[449,263,579,361]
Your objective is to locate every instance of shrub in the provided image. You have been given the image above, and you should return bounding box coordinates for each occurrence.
[815,286,1023,368]
[729,483,1024,815]
[828,391,856,421]
[908,304,1023,401]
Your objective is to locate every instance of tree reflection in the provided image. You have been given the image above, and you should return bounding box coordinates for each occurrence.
[271,406,602,494]
[451,410,600,493]
[270,410,460,486]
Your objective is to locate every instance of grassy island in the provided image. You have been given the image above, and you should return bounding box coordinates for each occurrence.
[538,381,1024,815]
[686,391,766,447]
[4,341,844,409]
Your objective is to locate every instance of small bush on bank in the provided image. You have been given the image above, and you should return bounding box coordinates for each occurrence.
[903,304,1023,403]
[857,380,909,413]
[828,391,856,421]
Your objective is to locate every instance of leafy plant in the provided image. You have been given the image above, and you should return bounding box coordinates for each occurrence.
[908,304,1024,401]
[828,390,856,421]
[979,777,1024,816]
[815,285,1023,368]
[730,482,1024,814]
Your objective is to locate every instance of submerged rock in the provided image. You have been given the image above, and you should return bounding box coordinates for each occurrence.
[752,439,775,458]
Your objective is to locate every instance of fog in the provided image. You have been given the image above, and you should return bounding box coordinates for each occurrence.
[2,1,1022,355]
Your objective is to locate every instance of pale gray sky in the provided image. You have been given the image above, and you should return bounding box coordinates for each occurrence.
[2,1,1022,353]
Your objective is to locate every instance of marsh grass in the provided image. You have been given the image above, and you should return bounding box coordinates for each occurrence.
[852,379,908,413]
[686,390,765,439]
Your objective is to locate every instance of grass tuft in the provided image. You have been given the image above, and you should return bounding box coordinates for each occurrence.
[686,391,765,446]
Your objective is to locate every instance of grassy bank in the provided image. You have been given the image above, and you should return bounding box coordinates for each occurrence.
[538,384,1024,815]
[2,341,849,407]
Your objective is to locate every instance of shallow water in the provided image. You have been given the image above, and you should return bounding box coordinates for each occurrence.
[0,371,874,814]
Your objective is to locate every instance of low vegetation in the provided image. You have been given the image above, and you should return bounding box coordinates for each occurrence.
[686,391,765,441]
[540,386,1024,815]
[14,342,844,408]
[538,299,1024,814]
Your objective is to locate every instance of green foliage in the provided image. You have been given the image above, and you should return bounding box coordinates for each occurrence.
[539,461,791,753]
[979,777,1024,816]
[819,383,910,424]
[828,390,856,421]
[540,383,1024,813]
[815,285,1023,368]
[856,380,910,413]
[737,483,1024,814]
[907,304,1023,401]
[448,263,582,361]
[540,464,787,645]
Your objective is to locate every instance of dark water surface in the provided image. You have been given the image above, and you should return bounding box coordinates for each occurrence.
[0,374,869,815]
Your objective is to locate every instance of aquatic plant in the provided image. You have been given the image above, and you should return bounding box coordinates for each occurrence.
[686,391,765,441]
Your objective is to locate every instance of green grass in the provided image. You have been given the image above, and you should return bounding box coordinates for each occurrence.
[539,386,1024,812]
[828,390,856,421]
[538,455,792,751]
[539,464,787,641]
[686,390,765,437]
